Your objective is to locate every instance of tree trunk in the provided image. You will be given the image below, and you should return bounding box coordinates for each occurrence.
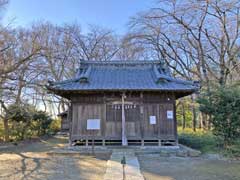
[181,102,186,130]
[3,117,9,142]
[0,100,9,142]
[208,115,212,130]
[191,95,197,132]
[201,112,207,130]
[15,73,25,105]
[199,112,203,129]
[61,98,66,112]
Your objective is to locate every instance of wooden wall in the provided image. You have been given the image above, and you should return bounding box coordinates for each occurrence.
[61,115,69,131]
[70,92,177,142]
[143,103,174,139]
[71,103,106,140]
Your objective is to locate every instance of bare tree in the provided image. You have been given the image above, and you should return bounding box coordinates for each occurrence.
[129,0,240,86]
[129,0,240,130]
[116,33,151,60]
[62,24,120,61]
[0,26,43,141]
[24,23,123,115]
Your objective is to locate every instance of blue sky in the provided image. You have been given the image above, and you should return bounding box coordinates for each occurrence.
[2,0,155,33]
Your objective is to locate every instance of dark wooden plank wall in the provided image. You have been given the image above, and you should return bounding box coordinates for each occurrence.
[105,104,141,138]
[105,104,122,138]
[70,93,176,141]
[71,103,106,140]
[61,116,69,131]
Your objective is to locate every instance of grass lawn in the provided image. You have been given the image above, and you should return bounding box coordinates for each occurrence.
[178,128,240,157]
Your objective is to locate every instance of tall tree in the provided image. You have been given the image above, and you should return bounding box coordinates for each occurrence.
[129,0,240,86]
[129,0,240,130]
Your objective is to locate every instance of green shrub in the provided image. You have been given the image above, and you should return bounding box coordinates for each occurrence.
[179,128,240,157]
[197,86,240,146]
[5,103,54,141]
[32,111,53,135]
[49,118,61,134]
[223,139,240,157]
[10,122,34,141]
[6,104,32,140]
[178,128,221,153]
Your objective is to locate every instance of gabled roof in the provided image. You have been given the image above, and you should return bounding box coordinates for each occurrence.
[47,61,199,97]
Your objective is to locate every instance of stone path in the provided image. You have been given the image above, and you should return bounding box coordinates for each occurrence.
[104,149,144,180]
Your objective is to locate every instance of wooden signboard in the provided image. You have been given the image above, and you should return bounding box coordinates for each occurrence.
[149,116,156,124]
[87,119,100,130]
[87,119,100,155]
[167,111,173,119]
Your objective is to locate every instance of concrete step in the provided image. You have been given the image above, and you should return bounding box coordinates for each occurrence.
[103,150,145,180]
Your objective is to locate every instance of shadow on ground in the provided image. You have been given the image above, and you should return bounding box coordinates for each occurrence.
[1,136,240,180]
[0,136,110,180]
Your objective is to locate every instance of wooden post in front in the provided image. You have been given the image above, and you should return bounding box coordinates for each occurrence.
[67,105,72,147]
[122,93,127,146]
[92,130,95,155]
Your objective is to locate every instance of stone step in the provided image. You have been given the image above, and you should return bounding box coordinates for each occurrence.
[103,151,145,180]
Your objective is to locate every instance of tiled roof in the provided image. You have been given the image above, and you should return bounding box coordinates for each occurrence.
[47,61,199,93]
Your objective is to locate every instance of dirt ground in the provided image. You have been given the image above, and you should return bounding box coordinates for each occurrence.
[138,154,240,180]
[1,137,240,180]
[0,136,110,180]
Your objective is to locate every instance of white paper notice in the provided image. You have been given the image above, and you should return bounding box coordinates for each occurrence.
[87,119,100,130]
[167,111,173,119]
[149,116,156,124]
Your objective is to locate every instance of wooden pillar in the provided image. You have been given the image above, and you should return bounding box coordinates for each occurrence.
[140,92,144,139]
[68,104,73,146]
[173,99,178,145]
[122,92,128,146]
